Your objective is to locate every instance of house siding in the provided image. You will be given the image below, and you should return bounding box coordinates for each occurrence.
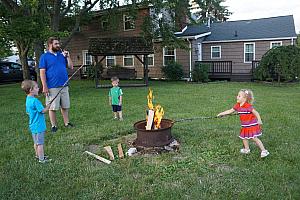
[201,39,292,74]
[66,7,190,79]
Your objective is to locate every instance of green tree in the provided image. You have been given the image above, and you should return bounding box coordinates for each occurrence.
[0,0,49,79]
[296,34,300,48]
[0,38,12,59]
[254,45,300,82]
[192,0,231,23]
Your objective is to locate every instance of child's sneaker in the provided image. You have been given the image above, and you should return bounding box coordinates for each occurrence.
[113,117,118,120]
[119,118,123,121]
[51,126,58,133]
[38,157,52,163]
[261,150,270,158]
[240,148,250,154]
[35,155,48,160]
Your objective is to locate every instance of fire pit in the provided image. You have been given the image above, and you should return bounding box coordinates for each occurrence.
[133,119,174,147]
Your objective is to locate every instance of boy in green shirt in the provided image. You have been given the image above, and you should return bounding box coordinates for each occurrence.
[109,77,123,120]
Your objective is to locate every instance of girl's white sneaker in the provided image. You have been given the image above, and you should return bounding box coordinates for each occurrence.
[261,150,270,158]
[240,148,251,154]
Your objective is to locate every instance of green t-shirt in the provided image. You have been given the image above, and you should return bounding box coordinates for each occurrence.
[109,87,123,105]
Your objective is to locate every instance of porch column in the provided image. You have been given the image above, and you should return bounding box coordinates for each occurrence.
[143,54,149,86]
[94,56,99,88]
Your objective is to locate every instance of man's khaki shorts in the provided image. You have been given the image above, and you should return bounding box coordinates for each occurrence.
[46,86,70,110]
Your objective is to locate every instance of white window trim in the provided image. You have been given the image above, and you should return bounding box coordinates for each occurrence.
[123,14,135,31]
[244,42,255,63]
[197,43,202,61]
[211,45,221,59]
[270,41,282,49]
[82,50,93,65]
[101,19,108,31]
[142,54,155,66]
[106,56,116,66]
[163,47,176,66]
[123,55,134,67]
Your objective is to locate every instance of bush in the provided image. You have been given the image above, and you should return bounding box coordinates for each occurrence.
[254,45,300,82]
[161,61,184,80]
[86,62,103,79]
[192,63,209,82]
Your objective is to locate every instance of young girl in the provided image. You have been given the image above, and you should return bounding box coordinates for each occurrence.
[217,89,269,158]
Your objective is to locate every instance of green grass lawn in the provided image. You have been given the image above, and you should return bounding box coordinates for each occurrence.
[1,80,300,199]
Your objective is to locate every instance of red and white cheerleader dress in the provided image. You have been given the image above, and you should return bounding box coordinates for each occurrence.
[233,102,262,139]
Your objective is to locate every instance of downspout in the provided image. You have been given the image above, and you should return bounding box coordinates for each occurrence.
[188,39,192,81]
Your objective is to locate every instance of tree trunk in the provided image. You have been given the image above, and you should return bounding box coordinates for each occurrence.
[16,42,30,80]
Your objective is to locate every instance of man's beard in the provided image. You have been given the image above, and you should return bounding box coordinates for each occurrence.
[52,46,60,52]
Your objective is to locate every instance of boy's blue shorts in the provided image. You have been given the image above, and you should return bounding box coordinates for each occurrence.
[112,105,122,112]
[32,132,45,145]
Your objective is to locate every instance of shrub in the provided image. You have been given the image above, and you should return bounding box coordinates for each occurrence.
[254,45,300,82]
[192,63,209,82]
[161,61,184,80]
[86,62,103,79]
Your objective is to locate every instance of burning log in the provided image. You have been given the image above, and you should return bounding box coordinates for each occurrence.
[146,89,164,130]
[146,110,154,130]
[104,146,115,160]
[84,151,111,164]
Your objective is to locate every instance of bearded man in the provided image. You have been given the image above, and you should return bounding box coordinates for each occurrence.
[39,37,74,133]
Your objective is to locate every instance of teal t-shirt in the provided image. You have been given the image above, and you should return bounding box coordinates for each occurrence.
[109,87,123,105]
[26,96,46,134]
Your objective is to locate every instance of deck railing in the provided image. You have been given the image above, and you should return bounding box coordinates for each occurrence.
[195,61,232,74]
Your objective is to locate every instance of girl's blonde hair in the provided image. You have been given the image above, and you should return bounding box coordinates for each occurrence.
[240,89,254,104]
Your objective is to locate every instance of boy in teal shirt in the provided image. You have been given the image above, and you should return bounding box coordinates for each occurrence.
[21,80,51,163]
[109,77,123,120]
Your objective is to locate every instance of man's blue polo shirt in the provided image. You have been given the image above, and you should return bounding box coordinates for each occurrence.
[39,51,68,89]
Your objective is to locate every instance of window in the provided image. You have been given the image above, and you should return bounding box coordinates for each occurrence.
[82,50,93,65]
[163,47,176,66]
[101,19,108,31]
[143,54,154,66]
[124,15,135,30]
[106,56,115,66]
[270,41,282,49]
[123,55,134,67]
[211,46,221,59]
[244,43,255,63]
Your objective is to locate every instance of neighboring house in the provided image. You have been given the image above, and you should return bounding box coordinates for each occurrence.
[66,5,297,81]
[175,15,297,81]
[66,5,190,79]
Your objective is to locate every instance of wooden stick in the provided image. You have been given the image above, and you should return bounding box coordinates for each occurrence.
[84,151,111,164]
[146,110,154,130]
[117,143,124,159]
[104,146,115,160]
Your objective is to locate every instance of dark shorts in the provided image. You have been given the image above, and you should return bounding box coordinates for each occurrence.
[112,105,122,112]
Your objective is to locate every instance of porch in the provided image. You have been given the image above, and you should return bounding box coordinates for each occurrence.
[195,60,260,81]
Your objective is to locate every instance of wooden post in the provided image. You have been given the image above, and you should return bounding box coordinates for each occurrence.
[84,151,111,164]
[143,54,149,86]
[104,146,115,160]
[117,143,124,159]
[94,55,99,88]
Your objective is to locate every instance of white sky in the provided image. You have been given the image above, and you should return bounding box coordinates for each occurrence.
[222,0,300,33]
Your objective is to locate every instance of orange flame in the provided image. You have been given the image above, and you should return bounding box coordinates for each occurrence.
[147,88,154,110]
[154,105,164,129]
